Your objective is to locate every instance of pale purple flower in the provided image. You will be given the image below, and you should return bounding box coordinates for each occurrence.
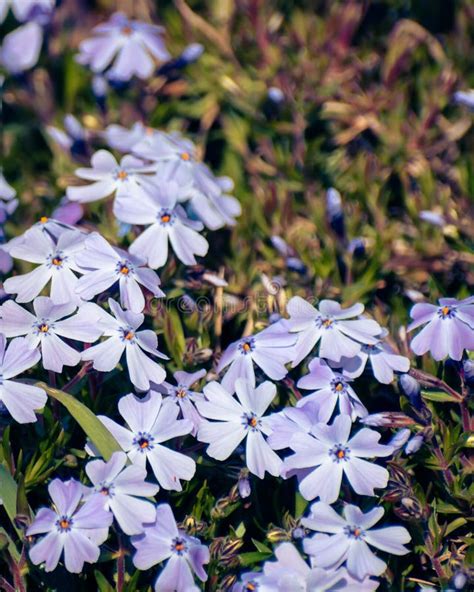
[285,297,382,366]
[419,210,446,227]
[256,543,348,591]
[217,322,296,392]
[0,334,46,423]
[81,298,167,391]
[66,150,156,204]
[296,358,367,422]
[453,90,474,110]
[266,402,325,451]
[46,115,89,160]
[153,369,206,436]
[132,503,209,592]
[302,502,410,580]
[196,379,282,478]
[27,478,113,573]
[75,232,164,313]
[103,122,156,152]
[76,12,170,81]
[132,133,241,230]
[0,297,103,372]
[337,330,410,384]
[4,227,86,304]
[85,451,158,535]
[283,415,392,502]
[0,0,54,23]
[52,200,84,225]
[408,297,474,360]
[98,391,196,491]
[114,167,209,269]
[0,172,16,201]
[0,22,43,73]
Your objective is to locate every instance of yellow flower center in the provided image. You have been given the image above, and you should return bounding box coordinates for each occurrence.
[39,323,49,333]
[335,382,344,392]
[249,416,258,428]
[242,342,251,352]
[322,318,333,327]
[181,152,191,161]
[120,265,130,275]
[117,170,128,181]
[52,257,63,267]
[124,330,135,341]
[176,389,187,399]
[40,216,48,223]
[441,306,450,316]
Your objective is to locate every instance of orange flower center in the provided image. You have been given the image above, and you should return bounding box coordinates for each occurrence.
[121,26,133,36]
[59,519,70,529]
[161,214,171,223]
[441,306,450,316]
[124,330,134,340]
[40,216,48,223]
[39,323,49,333]
[181,152,191,161]
[120,265,130,275]
[138,438,149,449]
[117,170,128,180]
[335,382,344,392]
[52,257,63,267]
[337,449,346,459]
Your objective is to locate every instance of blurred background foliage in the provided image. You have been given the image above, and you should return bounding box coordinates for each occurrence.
[1,0,473,590]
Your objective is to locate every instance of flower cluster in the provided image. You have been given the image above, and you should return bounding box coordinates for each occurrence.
[1,2,473,591]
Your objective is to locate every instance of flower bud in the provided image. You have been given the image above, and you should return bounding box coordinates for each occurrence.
[405,434,424,454]
[399,373,422,410]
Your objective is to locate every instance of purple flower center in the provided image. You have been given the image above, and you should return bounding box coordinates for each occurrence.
[438,305,456,319]
[174,387,188,399]
[344,525,364,539]
[49,252,65,268]
[56,515,73,532]
[158,209,175,226]
[120,327,136,343]
[98,482,115,497]
[239,338,255,355]
[171,537,188,555]
[117,260,134,276]
[330,444,350,463]
[316,316,335,329]
[242,412,260,431]
[331,379,347,394]
[133,431,154,452]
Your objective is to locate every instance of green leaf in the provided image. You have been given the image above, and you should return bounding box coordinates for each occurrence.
[0,463,22,537]
[94,571,114,592]
[37,382,121,461]
[162,307,186,365]
[252,539,272,553]
[445,517,467,536]
[239,551,272,566]
[421,390,460,403]
[0,527,19,561]
[295,491,308,517]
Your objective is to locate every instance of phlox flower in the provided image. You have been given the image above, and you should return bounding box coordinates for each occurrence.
[196,379,282,478]
[0,0,54,23]
[66,149,156,204]
[0,334,46,423]
[285,297,382,366]
[408,297,474,360]
[27,478,113,573]
[4,227,86,304]
[97,391,196,491]
[133,133,241,230]
[75,232,164,313]
[0,21,43,73]
[103,122,160,152]
[153,369,206,436]
[266,402,325,451]
[132,503,209,592]
[76,12,170,81]
[296,357,367,422]
[302,502,410,581]
[81,298,167,391]
[0,297,103,372]
[283,414,392,503]
[217,322,296,392]
[336,329,410,384]
[85,451,158,535]
[114,167,209,269]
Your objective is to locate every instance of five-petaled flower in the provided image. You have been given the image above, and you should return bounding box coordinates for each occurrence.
[85,451,159,535]
[302,502,410,581]
[283,414,392,502]
[27,478,113,573]
[132,503,209,592]
[196,379,282,478]
[97,391,196,491]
